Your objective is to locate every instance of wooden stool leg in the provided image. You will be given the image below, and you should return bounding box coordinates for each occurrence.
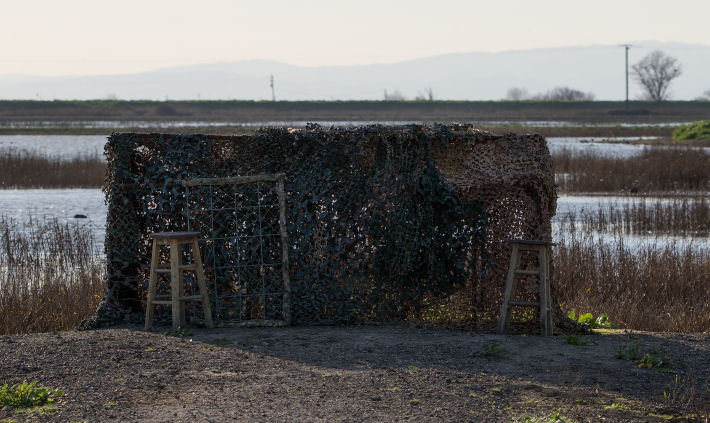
[144,239,159,330]
[169,239,182,331]
[178,243,186,328]
[497,243,520,334]
[545,249,554,336]
[192,238,214,328]
[538,246,551,336]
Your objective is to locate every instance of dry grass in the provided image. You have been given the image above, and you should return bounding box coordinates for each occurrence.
[0,148,104,188]
[554,231,710,333]
[0,215,104,335]
[558,198,710,236]
[553,147,710,193]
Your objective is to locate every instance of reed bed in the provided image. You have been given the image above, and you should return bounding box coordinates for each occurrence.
[0,215,104,334]
[553,147,710,193]
[0,148,104,188]
[559,198,710,236]
[554,231,710,333]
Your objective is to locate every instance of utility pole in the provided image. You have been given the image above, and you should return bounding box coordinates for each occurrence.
[270,74,275,102]
[620,44,632,103]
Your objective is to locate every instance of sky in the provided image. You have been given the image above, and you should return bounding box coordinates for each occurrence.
[1,0,709,76]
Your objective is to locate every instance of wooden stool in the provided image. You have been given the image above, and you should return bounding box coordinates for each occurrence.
[497,239,556,336]
[144,232,214,331]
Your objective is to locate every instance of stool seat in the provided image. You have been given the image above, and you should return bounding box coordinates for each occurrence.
[497,239,555,336]
[144,232,214,331]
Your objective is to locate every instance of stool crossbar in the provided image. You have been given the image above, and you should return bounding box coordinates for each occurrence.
[497,239,556,336]
[144,232,214,331]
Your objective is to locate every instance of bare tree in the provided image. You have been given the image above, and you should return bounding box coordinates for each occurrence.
[532,86,595,101]
[424,86,434,102]
[505,87,530,101]
[415,87,434,102]
[384,89,406,101]
[695,89,710,101]
[631,50,682,101]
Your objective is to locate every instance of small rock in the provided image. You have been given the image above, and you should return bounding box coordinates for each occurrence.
[1,405,13,414]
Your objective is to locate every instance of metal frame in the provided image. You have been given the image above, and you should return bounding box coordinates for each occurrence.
[182,173,291,326]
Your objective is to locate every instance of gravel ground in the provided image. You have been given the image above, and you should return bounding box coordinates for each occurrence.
[0,324,708,422]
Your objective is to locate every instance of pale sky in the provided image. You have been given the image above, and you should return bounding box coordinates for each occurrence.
[1,0,709,76]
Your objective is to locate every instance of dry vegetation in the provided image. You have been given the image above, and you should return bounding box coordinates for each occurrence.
[553,147,710,193]
[0,148,105,188]
[559,198,710,236]
[554,231,710,333]
[0,215,104,335]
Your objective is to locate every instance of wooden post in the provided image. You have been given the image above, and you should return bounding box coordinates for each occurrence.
[497,243,519,334]
[276,174,292,325]
[169,239,181,331]
[538,246,548,336]
[144,239,159,330]
[192,238,214,329]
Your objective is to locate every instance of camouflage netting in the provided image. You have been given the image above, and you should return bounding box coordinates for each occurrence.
[86,124,561,329]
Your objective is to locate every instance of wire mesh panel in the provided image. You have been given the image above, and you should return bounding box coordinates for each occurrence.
[183,174,291,326]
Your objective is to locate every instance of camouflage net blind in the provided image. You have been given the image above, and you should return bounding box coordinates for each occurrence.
[88,124,559,328]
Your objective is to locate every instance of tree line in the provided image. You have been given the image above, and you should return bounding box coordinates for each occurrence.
[506,49,697,102]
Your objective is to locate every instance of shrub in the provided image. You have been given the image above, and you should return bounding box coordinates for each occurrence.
[672,120,710,141]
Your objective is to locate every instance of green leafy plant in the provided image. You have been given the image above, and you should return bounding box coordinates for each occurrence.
[568,311,618,329]
[616,342,669,369]
[0,381,63,408]
[479,343,508,358]
[637,353,670,369]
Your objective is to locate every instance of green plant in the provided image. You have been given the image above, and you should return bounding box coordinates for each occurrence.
[0,381,63,408]
[563,334,596,346]
[616,342,669,369]
[672,120,710,141]
[568,311,617,329]
[637,353,670,369]
[479,343,508,358]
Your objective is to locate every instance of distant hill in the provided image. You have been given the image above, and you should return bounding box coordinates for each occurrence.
[1,41,708,101]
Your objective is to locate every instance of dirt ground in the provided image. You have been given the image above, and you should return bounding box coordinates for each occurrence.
[1,324,708,422]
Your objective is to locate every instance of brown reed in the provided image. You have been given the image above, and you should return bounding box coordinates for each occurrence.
[559,198,710,236]
[553,147,710,193]
[0,215,104,334]
[554,231,710,333]
[0,148,104,188]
